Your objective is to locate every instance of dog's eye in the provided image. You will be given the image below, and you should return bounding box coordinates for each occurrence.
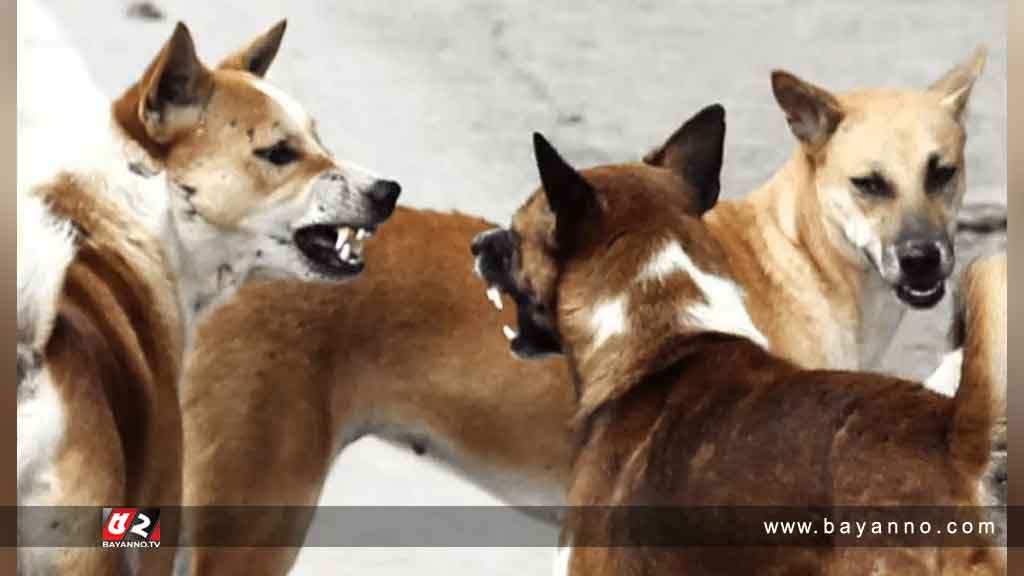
[254,141,301,166]
[925,161,958,194]
[850,174,891,198]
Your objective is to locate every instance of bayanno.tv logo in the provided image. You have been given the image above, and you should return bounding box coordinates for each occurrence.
[101,508,161,549]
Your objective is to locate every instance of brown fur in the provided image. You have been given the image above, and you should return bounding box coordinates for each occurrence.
[19,19,392,575]
[21,172,183,575]
[181,207,572,574]
[180,50,990,573]
[500,140,1003,574]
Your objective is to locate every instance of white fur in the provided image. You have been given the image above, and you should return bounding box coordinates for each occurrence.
[923,349,963,397]
[552,542,572,576]
[17,193,77,355]
[641,240,769,348]
[246,75,312,131]
[589,296,629,350]
[17,369,64,502]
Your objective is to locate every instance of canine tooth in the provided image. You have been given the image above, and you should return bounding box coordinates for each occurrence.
[356,228,369,240]
[502,325,517,340]
[335,228,351,251]
[340,243,352,261]
[486,286,503,310]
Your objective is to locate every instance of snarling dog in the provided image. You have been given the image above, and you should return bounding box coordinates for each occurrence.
[713,47,989,371]
[475,131,1005,575]
[176,105,725,575]
[16,20,398,575]
[178,49,991,574]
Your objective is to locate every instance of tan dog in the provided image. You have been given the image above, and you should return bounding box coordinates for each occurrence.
[16,21,399,575]
[473,131,1005,575]
[711,47,987,371]
[181,49,988,574]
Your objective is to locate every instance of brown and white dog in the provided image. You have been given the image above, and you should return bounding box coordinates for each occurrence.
[16,21,399,575]
[474,131,1006,575]
[179,49,989,574]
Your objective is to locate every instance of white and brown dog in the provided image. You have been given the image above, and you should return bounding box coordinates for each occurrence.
[16,20,398,575]
[474,131,1006,575]
[179,50,989,573]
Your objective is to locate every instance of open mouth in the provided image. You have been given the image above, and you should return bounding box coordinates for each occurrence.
[480,282,562,358]
[293,224,375,277]
[482,285,518,336]
[894,280,946,309]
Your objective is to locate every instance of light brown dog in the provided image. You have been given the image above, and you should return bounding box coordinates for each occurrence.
[16,21,399,575]
[473,131,1005,575]
[181,49,989,574]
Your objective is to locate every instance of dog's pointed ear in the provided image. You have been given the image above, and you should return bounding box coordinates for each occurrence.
[218,20,287,77]
[533,132,597,250]
[138,22,212,144]
[643,104,726,213]
[771,70,844,151]
[929,45,986,122]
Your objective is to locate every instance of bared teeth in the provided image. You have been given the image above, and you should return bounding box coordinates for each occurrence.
[502,325,517,340]
[486,286,503,310]
[331,226,368,264]
[335,227,352,251]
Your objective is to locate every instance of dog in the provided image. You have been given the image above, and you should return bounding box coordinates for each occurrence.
[16,20,399,575]
[474,131,1005,575]
[179,49,989,574]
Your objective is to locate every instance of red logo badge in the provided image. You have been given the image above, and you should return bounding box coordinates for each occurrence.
[101,507,161,548]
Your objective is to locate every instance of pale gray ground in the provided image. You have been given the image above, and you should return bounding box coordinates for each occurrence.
[23,0,1007,573]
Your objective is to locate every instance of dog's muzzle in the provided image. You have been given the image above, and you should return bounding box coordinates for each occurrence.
[471,228,518,285]
[292,172,401,278]
[471,228,562,358]
[892,237,954,309]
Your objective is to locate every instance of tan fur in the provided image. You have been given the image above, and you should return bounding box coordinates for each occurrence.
[951,254,1007,479]
[710,52,984,370]
[181,50,989,573]
[21,172,183,575]
[181,208,572,574]
[18,20,396,575]
[499,145,1003,575]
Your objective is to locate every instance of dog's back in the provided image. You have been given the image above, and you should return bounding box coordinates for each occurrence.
[566,332,1003,574]
[17,172,184,575]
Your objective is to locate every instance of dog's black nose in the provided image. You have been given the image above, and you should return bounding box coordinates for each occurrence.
[366,179,401,219]
[897,240,943,281]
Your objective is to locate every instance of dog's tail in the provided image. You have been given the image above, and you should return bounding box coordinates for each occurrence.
[17,191,76,382]
[948,253,1007,488]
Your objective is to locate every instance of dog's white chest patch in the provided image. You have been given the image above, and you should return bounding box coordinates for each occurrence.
[641,240,769,348]
[589,296,629,350]
[923,349,963,397]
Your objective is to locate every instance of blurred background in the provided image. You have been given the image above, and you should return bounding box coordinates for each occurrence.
[19,0,1007,573]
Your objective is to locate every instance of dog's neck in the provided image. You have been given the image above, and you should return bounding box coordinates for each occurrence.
[763,150,907,367]
[160,187,257,327]
[106,95,254,329]
[564,235,769,424]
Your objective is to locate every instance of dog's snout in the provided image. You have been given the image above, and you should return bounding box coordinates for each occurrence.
[470,232,488,256]
[471,229,506,257]
[897,240,944,281]
[365,179,401,218]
